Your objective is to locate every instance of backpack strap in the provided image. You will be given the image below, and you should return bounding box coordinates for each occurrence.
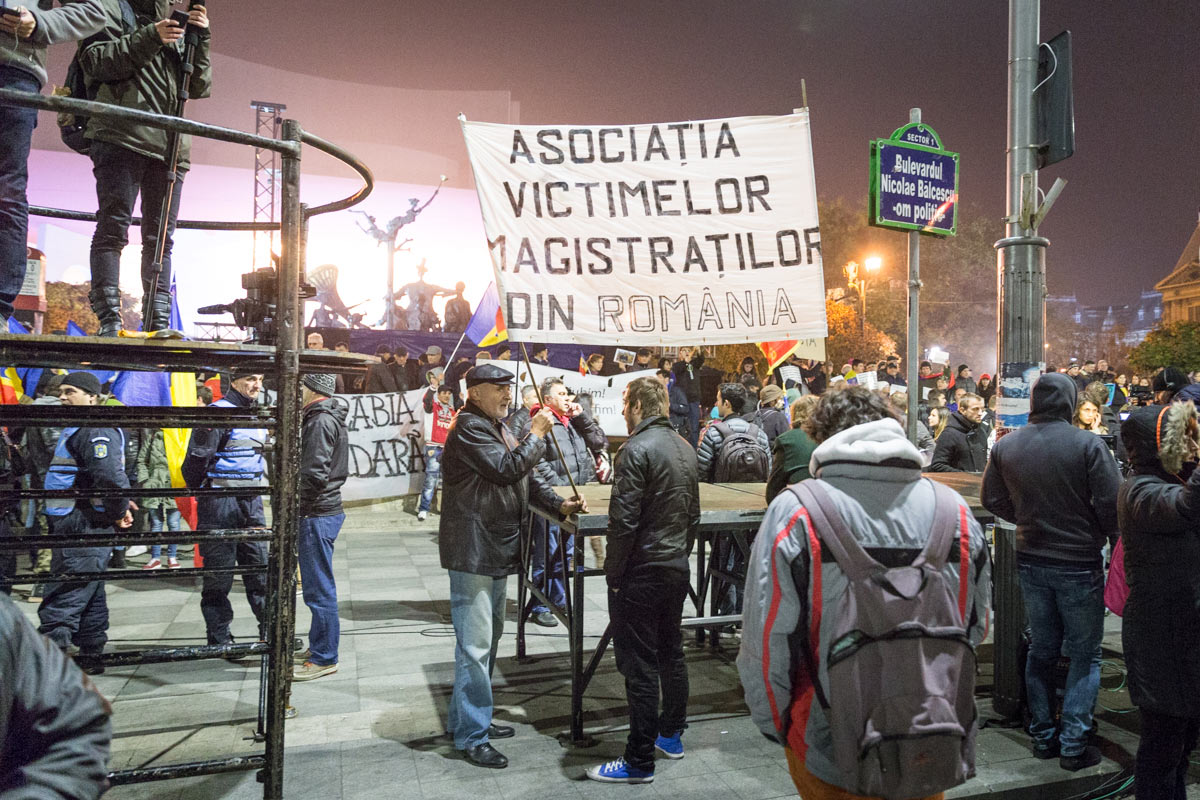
[923,479,972,622]
[713,420,732,440]
[746,422,761,439]
[789,479,878,582]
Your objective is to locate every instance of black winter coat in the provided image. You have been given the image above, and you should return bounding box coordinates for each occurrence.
[605,416,700,587]
[928,411,988,472]
[0,594,112,798]
[1119,466,1200,716]
[671,353,706,403]
[982,373,1120,567]
[299,399,349,517]
[438,403,564,576]
[534,411,607,487]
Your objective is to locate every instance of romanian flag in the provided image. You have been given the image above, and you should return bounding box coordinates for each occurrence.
[758,340,802,372]
[579,351,588,376]
[464,282,507,347]
[2,317,29,404]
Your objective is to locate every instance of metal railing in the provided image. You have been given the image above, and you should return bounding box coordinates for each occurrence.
[0,86,373,799]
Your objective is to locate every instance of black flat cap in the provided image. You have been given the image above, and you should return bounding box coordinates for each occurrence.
[465,364,515,388]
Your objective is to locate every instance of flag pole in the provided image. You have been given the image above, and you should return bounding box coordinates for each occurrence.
[444,328,469,368]
[520,341,582,502]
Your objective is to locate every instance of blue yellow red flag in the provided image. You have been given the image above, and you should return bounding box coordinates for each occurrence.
[464,282,508,347]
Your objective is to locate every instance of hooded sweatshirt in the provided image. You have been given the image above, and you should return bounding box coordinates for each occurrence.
[0,0,105,88]
[981,372,1120,567]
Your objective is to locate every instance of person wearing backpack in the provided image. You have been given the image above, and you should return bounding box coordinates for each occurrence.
[697,382,770,618]
[77,0,212,335]
[0,0,105,328]
[739,386,991,800]
[696,382,770,483]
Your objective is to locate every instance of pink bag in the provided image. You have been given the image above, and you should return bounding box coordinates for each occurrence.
[1104,537,1129,616]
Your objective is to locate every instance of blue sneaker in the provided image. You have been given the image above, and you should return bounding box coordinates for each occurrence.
[585,757,654,784]
[655,732,684,759]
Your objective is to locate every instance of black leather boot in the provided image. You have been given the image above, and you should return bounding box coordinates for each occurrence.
[145,290,172,332]
[87,286,123,337]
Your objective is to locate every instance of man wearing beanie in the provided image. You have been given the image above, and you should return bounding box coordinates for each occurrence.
[183,370,269,652]
[38,371,135,673]
[981,372,1120,770]
[293,375,348,681]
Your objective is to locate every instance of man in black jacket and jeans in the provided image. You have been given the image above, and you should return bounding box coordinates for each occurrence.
[586,377,700,784]
[439,365,586,769]
[671,346,705,447]
[982,373,1120,770]
[293,374,348,682]
[929,392,987,472]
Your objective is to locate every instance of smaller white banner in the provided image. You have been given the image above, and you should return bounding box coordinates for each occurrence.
[469,360,658,438]
[330,389,429,501]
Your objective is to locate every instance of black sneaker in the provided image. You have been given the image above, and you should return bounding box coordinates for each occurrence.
[27,583,47,604]
[108,551,126,569]
[1060,745,1102,772]
[1032,742,1060,759]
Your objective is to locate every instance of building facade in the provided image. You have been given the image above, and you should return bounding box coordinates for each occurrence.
[1156,218,1200,325]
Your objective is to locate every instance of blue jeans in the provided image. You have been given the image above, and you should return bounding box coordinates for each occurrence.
[419,446,442,512]
[149,507,181,559]
[447,569,506,749]
[298,513,344,665]
[1018,560,1105,757]
[686,402,701,448]
[530,517,572,614]
[0,66,38,319]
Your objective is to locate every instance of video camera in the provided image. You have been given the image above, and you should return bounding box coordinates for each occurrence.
[198,268,315,345]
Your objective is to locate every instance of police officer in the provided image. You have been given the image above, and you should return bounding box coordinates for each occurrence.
[182,369,268,649]
[37,372,134,673]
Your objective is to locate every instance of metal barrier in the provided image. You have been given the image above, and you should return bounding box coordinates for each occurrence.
[0,86,373,799]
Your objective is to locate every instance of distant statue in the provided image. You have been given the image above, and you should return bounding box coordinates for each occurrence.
[352,175,448,329]
[397,259,455,332]
[443,281,472,333]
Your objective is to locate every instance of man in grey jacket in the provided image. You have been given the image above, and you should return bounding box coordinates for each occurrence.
[738,387,991,797]
[0,0,105,326]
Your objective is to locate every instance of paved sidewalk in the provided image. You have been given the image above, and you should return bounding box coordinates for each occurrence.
[12,505,1141,799]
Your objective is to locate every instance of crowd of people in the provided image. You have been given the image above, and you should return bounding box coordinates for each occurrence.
[6,331,1200,799]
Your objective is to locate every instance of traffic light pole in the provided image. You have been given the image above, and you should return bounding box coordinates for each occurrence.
[992,0,1044,721]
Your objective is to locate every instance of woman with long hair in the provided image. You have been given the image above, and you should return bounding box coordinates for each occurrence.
[928,405,949,439]
[1073,399,1107,434]
[764,395,820,502]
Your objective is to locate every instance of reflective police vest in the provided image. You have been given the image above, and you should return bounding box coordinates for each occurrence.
[45,426,125,517]
[207,398,267,486]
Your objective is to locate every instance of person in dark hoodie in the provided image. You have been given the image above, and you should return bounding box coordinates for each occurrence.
[293,374,349,682]
[982,372,1120,770]
[1118,402,1200,800]
[928,392,987,472]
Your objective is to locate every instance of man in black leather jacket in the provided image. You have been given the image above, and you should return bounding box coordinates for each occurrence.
[586,377,700,784]
[438,364,585,770]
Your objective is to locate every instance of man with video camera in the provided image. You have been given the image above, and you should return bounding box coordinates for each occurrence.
[78,0,211,335]
[0,0,105,328]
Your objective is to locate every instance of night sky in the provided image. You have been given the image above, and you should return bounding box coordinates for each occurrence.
[215,1,1197,307]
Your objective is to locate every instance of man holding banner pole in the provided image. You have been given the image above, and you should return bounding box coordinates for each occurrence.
[438,364,586,769]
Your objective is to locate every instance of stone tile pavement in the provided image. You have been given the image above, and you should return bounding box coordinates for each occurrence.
[10,505,1148,799]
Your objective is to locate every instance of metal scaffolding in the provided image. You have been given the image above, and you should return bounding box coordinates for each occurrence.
[0,87,373,799]
[251,100,286,271]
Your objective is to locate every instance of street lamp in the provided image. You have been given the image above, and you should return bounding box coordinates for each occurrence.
[845,257,882,334]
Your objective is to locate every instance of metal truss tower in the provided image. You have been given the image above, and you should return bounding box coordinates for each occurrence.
[251,100,286,270]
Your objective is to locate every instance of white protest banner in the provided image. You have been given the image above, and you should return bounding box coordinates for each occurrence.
[468,360,657,438]
[461,112,827,346]
[331,389,428,501]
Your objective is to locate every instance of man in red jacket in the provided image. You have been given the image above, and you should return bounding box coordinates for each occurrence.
[418,383,456,521]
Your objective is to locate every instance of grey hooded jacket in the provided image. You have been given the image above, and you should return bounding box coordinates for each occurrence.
[737,418,991,791]
[0,0,105,88]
